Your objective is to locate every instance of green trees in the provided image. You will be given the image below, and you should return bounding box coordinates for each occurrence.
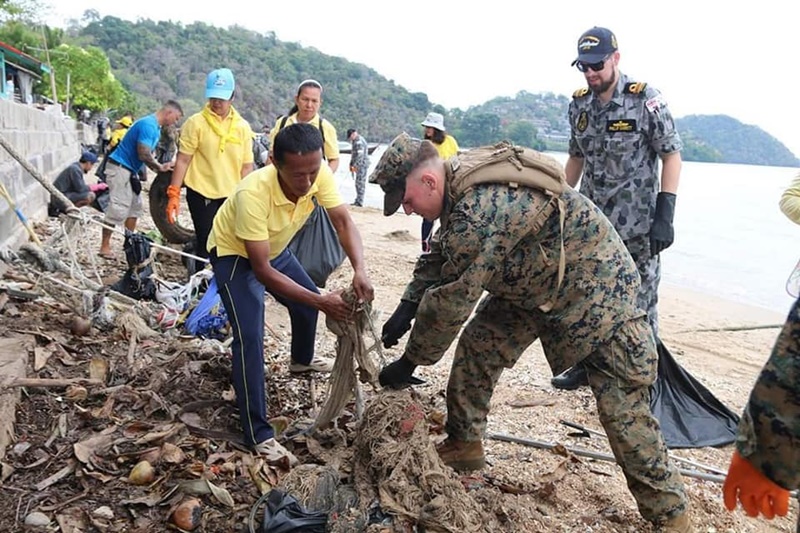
[44,43,126,112]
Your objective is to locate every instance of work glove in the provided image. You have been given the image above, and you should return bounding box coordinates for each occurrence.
[722,450,790,519]
[166,185,181,224]
[381,300,418,348]
[379,356,418,389]
[649,192,676,256]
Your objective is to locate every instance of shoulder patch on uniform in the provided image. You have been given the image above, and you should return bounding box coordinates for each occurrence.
[572,88,590,99]
[623,82,648,95]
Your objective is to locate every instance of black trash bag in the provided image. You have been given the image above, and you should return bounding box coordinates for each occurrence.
[649,336,740,449]
[261,489,327,533]
[110,231,157,300]
[91,188,110,213]
[287,198,345,288]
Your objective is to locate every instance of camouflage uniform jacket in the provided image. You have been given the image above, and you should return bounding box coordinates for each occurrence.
[351,134,370,169]
[568,73,682,241]
[734,296,800,490]
[401,175,644,375]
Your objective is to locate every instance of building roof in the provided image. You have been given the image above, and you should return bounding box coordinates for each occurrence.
[0,40,49,79]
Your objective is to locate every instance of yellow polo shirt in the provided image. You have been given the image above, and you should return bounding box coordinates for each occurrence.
[269,113,340,163]
[179,106,255,199]
[207,163,343,260]
[436,135,460,159]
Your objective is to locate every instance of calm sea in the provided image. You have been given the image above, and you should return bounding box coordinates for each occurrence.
[335,147,799,315]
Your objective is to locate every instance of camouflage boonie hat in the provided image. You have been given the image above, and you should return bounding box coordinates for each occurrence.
[368,132,421,215]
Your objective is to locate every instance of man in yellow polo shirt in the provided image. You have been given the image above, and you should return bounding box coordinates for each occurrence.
[269,79,340,172]
[207,122,374,460]
[167,68,254,262]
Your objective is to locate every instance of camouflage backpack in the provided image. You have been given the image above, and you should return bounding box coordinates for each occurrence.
[444,141,567,312]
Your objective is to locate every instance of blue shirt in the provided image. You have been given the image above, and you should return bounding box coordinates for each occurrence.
[109,114,160,173]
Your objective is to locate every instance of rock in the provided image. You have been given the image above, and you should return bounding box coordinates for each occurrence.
[93,506,114,519]
[24,511,51,527]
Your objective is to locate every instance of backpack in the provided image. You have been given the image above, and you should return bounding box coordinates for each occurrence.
[445,141,567,312]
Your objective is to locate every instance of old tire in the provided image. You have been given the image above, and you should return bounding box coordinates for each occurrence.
[149,171,195,244]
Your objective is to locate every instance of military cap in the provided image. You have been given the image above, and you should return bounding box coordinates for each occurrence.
[369,132,421,215]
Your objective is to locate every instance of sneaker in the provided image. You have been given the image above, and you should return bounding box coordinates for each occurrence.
[289,355,334,374]
[436,438,485,472]
[253,438,298,466]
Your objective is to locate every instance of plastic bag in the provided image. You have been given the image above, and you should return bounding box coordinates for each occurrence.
[287,198,345,288]
[650,336,739,449]
[261,489,327,533]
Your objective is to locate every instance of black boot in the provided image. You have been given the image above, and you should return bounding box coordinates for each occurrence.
[551,365,588,390]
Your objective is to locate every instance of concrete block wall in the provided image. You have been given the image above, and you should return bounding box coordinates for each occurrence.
[0,100,92,250]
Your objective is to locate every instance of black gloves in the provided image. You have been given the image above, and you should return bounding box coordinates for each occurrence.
[379,356,418,389]
[381,300,418,348]
[649,192,677,256]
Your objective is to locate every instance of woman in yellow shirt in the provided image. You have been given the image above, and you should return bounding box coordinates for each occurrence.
[420,112,459,252]
[166,68,254,262]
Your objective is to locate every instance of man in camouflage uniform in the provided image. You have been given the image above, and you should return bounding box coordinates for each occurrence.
[369,133,692,531]
[347,128,370,206]
[722,296,797,525]
[552,26,683,390]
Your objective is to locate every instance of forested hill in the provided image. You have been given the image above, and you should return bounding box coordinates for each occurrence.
[76,17,799,167]
[675,115,799,167]
[77,17,435,137]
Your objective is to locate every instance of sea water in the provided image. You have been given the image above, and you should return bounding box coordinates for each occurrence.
[335,147,799,314]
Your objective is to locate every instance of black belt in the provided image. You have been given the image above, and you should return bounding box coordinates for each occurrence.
[107,159,134,173]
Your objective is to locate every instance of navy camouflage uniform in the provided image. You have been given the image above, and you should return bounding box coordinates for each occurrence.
[350,133,370,206]
[568,73,682,333]
[376,140,687,523]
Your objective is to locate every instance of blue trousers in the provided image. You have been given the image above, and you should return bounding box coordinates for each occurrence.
[211,248,320,446]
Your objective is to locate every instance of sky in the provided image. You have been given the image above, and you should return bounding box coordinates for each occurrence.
[41,1,800,159]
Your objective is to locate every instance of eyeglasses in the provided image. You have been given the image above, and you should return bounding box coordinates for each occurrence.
[576,55,611,73]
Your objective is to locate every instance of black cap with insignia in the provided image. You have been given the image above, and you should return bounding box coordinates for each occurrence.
[571,27,618,66]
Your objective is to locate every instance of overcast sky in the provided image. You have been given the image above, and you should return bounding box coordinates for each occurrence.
[43,1,800,160]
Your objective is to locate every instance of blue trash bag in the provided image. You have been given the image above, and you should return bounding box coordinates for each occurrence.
[185,278,228,338]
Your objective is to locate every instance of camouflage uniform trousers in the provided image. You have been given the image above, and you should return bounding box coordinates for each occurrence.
[354,163,368,206]
[446,294,687,522]
[625,235,661,335]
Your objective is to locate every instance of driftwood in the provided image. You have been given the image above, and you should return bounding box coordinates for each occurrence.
[3,377,104,389]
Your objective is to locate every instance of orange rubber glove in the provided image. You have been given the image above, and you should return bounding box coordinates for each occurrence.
[722,450,790,519]
[166,185,181,224]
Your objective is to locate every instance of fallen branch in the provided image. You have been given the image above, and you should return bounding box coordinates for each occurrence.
[33,459,76,491]
[3,377,104,389]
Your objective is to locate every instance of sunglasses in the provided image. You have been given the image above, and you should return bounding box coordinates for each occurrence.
[576,55,611,73]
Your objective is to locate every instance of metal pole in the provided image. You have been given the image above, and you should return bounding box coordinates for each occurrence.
[488,432,726,484]
[65,72,70,116]
[39,25,57,104]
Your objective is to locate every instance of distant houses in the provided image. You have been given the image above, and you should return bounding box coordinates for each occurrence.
[1,40,50,104]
